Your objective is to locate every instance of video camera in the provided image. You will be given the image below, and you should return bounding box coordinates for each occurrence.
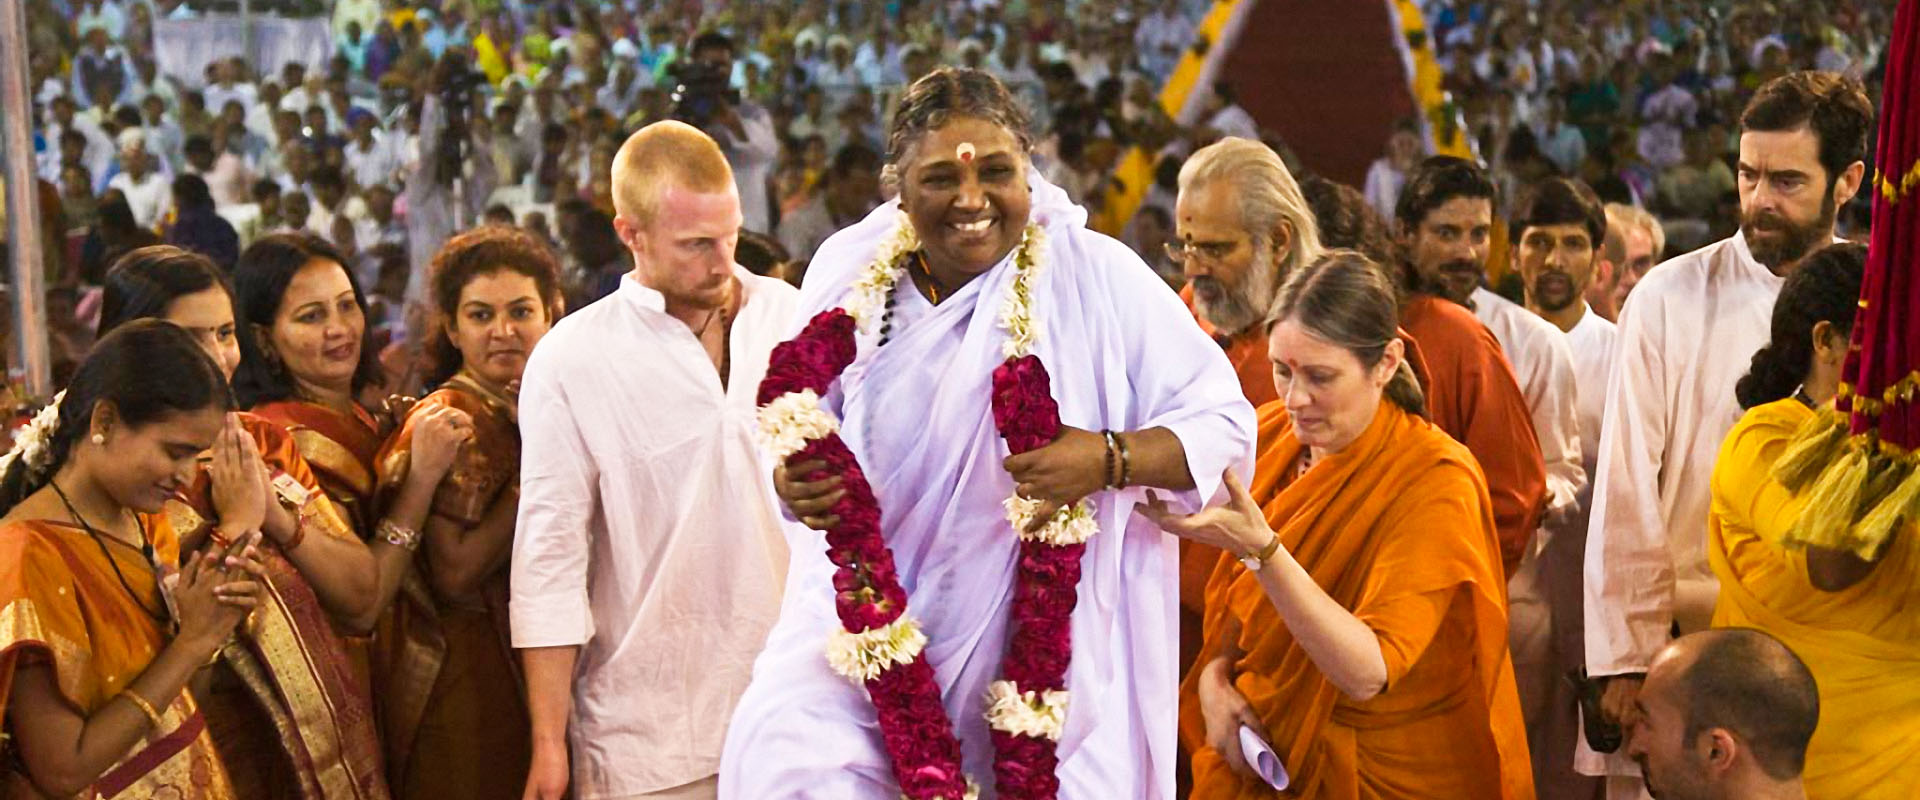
[668,60,740,129]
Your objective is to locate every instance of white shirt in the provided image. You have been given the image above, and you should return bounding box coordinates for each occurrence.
[109,169,172,229]
[1473,287,1585,522]
[1363,158,1406,223]
[344,136,396,189]
[1584,232,1786,679]
[511,268,797,797]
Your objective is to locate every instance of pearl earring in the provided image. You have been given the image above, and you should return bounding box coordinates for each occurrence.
[91,434,105,445]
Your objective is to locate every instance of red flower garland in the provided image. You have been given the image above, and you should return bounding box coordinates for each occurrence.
[757,308,1090,799]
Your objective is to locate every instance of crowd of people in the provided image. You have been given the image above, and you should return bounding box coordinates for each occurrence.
[1,1,1914,800]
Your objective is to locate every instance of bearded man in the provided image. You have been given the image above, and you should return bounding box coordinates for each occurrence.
[1582,70,1870,800]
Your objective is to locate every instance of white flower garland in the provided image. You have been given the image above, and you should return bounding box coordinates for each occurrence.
[826,615,929,682]
[0,391,65,478]
[766,218,1099,787]
[756,390,841,462]
[983,680,1071,741]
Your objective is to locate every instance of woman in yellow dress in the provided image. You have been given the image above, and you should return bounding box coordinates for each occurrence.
[99,245,390,799]
[1,320,267,798]
[1707,242,1919,800]
[373,225,559,799]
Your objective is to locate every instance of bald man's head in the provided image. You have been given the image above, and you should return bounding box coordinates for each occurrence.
[1630,629,1818,799]
[611,120,736,228]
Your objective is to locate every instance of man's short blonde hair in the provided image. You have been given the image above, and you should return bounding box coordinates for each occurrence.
[611,121,735,226]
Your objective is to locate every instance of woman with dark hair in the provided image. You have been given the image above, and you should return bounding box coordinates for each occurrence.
[229,231,398,534]
[1145,251,1532,799]
[0,320,267,798]
[720,67,1254,798]
[163,174,241,271]
[1707,242,1918,798]
[228,232,472,778]
[98,245,392,800]
[372,225,559,799]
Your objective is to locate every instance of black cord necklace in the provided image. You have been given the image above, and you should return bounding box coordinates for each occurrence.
[51,480,169,623]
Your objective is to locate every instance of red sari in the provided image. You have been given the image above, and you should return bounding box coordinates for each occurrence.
[167,413,389,800]
[250,400,446,789]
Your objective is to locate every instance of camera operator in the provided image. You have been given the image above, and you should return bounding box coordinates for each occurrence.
[403,50,497,307]
[670,31,778,234]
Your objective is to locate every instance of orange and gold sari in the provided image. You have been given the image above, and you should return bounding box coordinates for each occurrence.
[374,373,528,799]
[249,401,385,536]
[0,517,236,799]
[1181,401,1534,799]
[166,413,389,800]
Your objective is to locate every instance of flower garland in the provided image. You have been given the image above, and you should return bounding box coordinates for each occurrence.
[0,390,66,479]
[756,215,1095,799]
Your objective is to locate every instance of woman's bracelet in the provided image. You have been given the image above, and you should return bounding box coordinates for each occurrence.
[120,690,164,730]
[1102,430,1122,489]
[378,519,423,552]
[1115,431,1133,489]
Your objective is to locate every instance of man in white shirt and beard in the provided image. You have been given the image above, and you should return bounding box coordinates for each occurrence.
[1508,175,1616,800]
[512,121,798,800]
[1583,71,1871,800]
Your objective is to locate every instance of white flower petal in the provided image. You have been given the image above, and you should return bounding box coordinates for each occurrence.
[983,680,1070,740]
[756,390,840,461]
[825,616,927,683]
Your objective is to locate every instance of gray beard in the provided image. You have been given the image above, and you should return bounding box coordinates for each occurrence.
[1197,248,1280,336]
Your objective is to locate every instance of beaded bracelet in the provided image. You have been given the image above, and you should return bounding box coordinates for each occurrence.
[1115,431,1133,489]
[1102,430,1122,489]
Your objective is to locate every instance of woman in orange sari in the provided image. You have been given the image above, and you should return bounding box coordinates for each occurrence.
[1,320,267,798]
[372,226,558,798]
[1143,251,1533,799]
[98,245,389,800]
[229,232,472,779]
[1707,243,1919,800]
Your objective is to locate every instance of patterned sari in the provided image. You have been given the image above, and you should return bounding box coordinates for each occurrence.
[250,399,445,787]
[167,413,390,800]
[0,516,236,799]
[374,372,528,798]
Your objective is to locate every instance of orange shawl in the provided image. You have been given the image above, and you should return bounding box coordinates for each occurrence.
[0,517,236,798]
[1180,401,1533,799]
[167,413,389,800]
[1399,295,1547,573]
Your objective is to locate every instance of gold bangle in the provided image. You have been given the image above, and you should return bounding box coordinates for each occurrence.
[121,690,164,730]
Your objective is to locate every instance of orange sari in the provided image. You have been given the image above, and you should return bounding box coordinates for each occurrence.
[167,413,389,800]
[0,517,237,799]
[1182,401,1533,799]
[374,373,528,799]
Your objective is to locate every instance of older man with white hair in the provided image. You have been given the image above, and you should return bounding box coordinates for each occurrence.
[107,128,171,229]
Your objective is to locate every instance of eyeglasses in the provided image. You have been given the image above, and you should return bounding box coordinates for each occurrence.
[1163,239,1240,265]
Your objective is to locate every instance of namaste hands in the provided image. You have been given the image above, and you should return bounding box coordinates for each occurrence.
[1003,426,1108,532]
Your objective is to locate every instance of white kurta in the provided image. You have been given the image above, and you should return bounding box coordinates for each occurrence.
[718,177,1256,799]
[511,268,799,797]
[1583,232,1783,681]
[1472,287,1586,519]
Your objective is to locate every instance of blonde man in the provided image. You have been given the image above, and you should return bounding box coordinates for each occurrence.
[513,121,799,800]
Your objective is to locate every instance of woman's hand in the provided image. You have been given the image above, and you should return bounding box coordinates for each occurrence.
[408,405,475,486]
[1197,656,1266,780]
[174,532,268,654]
[208,414,269,536]
[773,458,844,531]
[1136,469,1272,556]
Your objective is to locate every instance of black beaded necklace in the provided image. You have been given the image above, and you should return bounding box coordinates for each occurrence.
[51,480,168,623]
